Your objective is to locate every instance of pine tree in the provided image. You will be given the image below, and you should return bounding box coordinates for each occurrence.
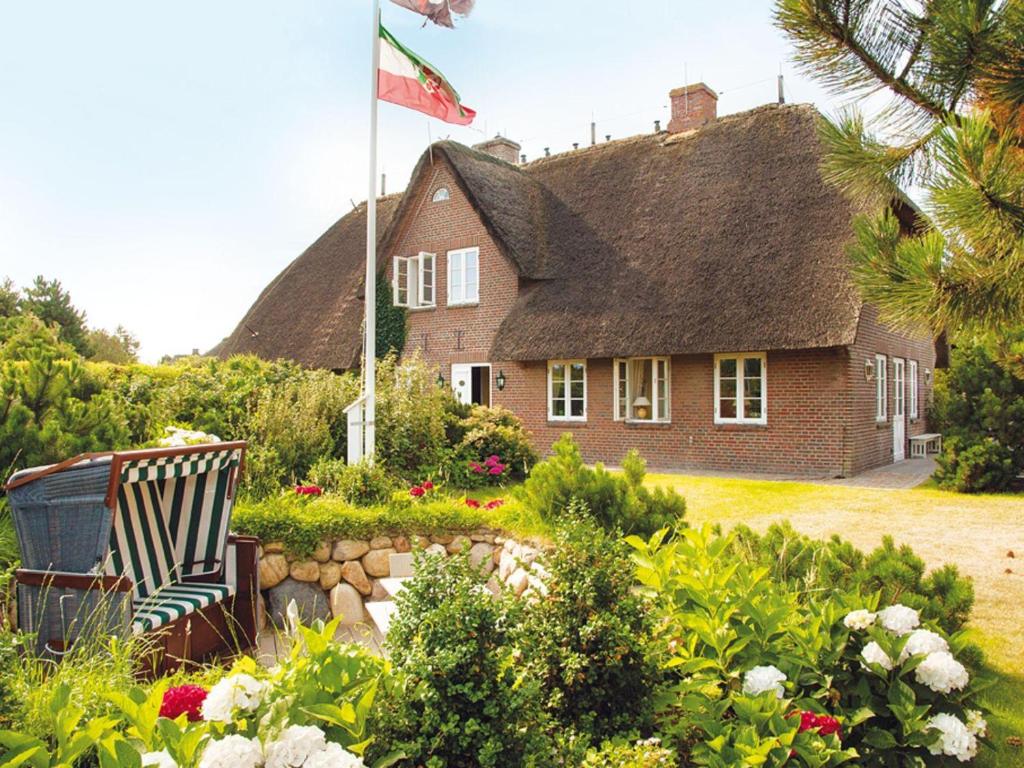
[18,276,92,356]
[775,0,1024,336]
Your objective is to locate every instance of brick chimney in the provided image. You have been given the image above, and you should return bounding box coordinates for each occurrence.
[667,82,718,133]
[472,135,521,164]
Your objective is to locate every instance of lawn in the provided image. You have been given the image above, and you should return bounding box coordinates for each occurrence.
[644,473,1024,767]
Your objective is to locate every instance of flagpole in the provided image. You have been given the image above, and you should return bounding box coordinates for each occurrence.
[364,0,381,461]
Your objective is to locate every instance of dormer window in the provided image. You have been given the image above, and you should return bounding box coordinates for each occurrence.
[393,252,436,308]
[432,187,450,202]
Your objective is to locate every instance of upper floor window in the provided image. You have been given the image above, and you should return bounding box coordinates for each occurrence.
[393,252,435,308]
[714,352,767,425]
[614,357,671,422]
[447,247,479,306]
[908,359,919,419]
[432,187,450,202]
[875,353,888,422]
[548,360,586,421]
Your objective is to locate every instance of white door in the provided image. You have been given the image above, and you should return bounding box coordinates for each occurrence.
[893,357,906,461]
[451,364,473,405]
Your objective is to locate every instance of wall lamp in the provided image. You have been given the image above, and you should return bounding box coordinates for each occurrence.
[864,358,876,382]
[436,372,445,389]
[495,369,506,391]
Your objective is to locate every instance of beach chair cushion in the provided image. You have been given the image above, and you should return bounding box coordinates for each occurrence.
[164,469,234,579]
[107,481,180,600]
[131,582,235,635]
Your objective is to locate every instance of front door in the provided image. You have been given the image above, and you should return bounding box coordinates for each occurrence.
[893,357,906,461]
[451,364,491,406]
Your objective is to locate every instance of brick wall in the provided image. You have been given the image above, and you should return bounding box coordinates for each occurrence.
[492,350,851,477]
[844,305,937,474]
[386,159,518,378]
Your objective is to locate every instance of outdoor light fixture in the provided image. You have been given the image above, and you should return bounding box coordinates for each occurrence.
[864,358,875,382]
[496,370,506,391]
[436,372,445,388]
[925,368,932,385]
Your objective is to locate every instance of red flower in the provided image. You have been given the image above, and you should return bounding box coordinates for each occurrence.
[484,455,501,467]
[422,480,434,490]
[488,465,505,476]
[295,485,322,496]
[469,461,485,474]
[465,498,481,508]
[410,486,425,497]
[788,710,842,739]
[160,684,207,722]
[485,498,505,510]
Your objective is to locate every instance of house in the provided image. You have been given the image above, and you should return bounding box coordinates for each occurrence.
[216,83,944,477]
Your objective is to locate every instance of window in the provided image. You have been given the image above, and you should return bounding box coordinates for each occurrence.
[614,357,671,422]
[548,360,586,421]
[714,353,767,425]
[432,187,450,202]
[392,252,435,308]
[909,360,918,419]
[875,354,888,422]
[447,247,479,306]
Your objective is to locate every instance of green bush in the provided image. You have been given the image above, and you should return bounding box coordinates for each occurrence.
[367,553,550,768]
[520,507,661,740]
[308,457,396,506]
[931,335,1024,492]
[516,435,685,536]
[454,405,537,480]
[729,522,975,634]
[579,738,676,767]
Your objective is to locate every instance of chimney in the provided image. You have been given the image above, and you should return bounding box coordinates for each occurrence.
[472,134,522,164]
[667,82,718,133]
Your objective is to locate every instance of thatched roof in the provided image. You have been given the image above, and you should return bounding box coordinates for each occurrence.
[213,195,401,370]
[218,102,890,367]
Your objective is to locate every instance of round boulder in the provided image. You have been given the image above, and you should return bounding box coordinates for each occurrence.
[259,554,289,589]
[267,578,331,628]
[330,583,366,625]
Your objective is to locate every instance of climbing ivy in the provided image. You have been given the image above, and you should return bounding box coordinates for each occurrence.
[375,272,407,359]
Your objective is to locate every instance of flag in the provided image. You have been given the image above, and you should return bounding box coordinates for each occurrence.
[389,0,474,29]
[378,25,476,125]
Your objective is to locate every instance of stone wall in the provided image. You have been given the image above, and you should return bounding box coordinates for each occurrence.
[256,528,545,629]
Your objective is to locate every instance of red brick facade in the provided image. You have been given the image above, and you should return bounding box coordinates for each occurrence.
[387,157,937,478]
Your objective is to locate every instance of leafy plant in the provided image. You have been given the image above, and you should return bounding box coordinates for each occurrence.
[308,457,396,506]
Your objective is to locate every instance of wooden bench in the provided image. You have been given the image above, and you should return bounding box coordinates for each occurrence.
[910,433,942,459]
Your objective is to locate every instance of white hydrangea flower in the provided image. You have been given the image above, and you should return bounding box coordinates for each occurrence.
[877,604,920,636]
[927,713,978,762]
[861,641,894,671]
[141,751,178,768]
[264,725,327,768]
[843,609,876,630]
[966,709,987,736]
[915,651,969,694]
[201,674,269,722]
[199,735,264,768]
[303,743,366,768]
[158,426,221,447]
[742,665,787,699]
[898,628,949,662]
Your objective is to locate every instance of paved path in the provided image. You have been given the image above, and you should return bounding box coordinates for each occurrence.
[821,457,936,489]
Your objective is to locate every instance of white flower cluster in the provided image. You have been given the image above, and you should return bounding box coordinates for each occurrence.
[915,651,970,694]
[860,641,894,671]
[898,629,948,662]
[877,604,920,636]
[200,735,264,768]
[927,712,984,762]
[742,665,787,699]
[141,751,177,768]
[158,426,221,447]
[201,674,269,722]
[843,609,876,630]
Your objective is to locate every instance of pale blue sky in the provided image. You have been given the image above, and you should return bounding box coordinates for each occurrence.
[1,1,855,361]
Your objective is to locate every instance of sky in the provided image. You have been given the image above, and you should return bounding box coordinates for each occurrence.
[0,0,861,362]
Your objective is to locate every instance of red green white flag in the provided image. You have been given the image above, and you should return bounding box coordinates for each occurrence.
[377,24,476,126]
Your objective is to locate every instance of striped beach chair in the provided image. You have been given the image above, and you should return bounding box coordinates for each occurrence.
[7,442,260,672]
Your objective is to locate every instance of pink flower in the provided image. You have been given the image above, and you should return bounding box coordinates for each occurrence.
[465,498,481,508]
[422,480,434,490]
[295,485,322,496]
[488,465,504,476]
[160,684,207,722]
[484,455,501,467]
[469,461,485,474]
[410,486,425,497]
[485,498,505,510]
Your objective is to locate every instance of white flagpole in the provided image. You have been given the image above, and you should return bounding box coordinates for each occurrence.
[364,0,381,460]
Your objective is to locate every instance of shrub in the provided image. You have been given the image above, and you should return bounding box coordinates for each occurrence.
[454,405,537,480]
[367,553,550,767]
[931,335,1024,492]
[516,435,685,536]
[520,506,661,740]
[579,738,676,767]
[307,457,396,506]
[729,522,975,634]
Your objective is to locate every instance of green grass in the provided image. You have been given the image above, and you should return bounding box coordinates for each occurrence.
[644,472,1024,767]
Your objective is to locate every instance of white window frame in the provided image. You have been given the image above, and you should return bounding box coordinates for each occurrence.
[392,253,436,309]
[447,246,480,306]
[613,357,671,423]
[875,354,888,422]
[713,352,767,425]
[547,360,587,422]
[908,359,918,420]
